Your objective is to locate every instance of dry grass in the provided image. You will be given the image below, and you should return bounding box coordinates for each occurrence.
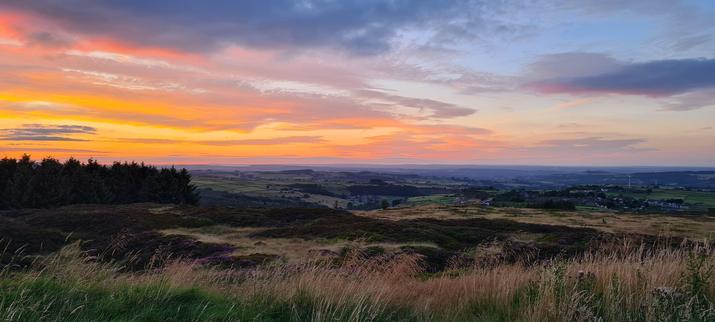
[359,205,715,239]
[159,225,440,264]
[2,241,714,321]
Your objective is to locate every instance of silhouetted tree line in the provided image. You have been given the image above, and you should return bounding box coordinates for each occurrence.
[0,155,199,209]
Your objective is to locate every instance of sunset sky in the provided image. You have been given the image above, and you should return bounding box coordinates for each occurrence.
[0,1,713,166]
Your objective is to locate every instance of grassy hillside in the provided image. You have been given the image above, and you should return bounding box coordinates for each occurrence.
[0,203,618,274]
[2,202,715,321]
[1,242,714,321]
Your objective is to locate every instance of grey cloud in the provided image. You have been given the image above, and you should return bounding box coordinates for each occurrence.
[526,53,623,80]
[660,89,715,111]
[0,147,105,153]
[26,31,74,48]
[2,136,88,142]
[527,53,715,111]
[671,34,713,52]
[0,0,475,56]
[538,58,715,96]
[0,124,97,141]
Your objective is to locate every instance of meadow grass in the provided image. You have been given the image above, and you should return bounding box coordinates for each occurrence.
[1,241,714,321]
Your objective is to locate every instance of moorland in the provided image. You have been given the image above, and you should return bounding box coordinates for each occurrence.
[2,157,715,321]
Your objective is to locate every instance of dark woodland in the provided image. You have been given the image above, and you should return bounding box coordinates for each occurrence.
[0,155,199,209]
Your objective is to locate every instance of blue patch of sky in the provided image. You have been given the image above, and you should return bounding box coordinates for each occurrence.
[456,11,662,75]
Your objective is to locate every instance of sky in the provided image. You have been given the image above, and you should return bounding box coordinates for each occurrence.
[0,0,714,166]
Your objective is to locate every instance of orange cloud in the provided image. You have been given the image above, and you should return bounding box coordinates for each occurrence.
[1,5,709,166]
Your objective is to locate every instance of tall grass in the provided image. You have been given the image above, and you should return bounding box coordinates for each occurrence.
[1,241,714,321]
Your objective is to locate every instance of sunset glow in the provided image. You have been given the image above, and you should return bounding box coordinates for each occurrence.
[1,1,713,166]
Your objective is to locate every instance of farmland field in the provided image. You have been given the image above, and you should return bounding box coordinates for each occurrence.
[609,188,715,208]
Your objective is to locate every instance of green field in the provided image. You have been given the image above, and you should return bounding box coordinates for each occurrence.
[609,188,715,209]
[192,171,471,209]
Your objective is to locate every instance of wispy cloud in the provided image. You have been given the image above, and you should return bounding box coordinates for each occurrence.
[660,89,715,111]
[550,97,594,110]
[199,136,324,146]
[0,124,97,141]
[534,137,652,152]
[356,89,476,119]
[0,147,104,154]
[113,136,324,146]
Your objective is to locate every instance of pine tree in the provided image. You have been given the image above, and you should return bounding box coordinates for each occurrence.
[0,156,200,209]
[12,155,35,208]
[0,157,18,208]
[178,168,199,205]
[25,157,64,208]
